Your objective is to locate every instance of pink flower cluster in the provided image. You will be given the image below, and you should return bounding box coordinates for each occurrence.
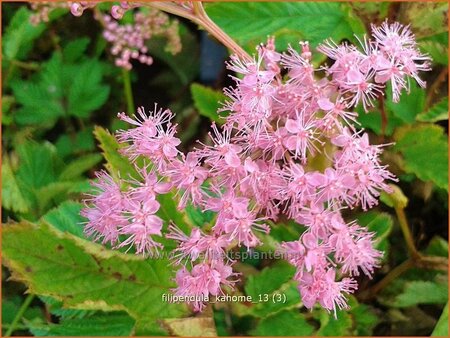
[82,22,430,314]
[69,2,181,70]
[29,2,71,25]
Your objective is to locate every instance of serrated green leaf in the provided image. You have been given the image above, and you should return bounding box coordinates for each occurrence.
[16,141,63,189]
[190,83,227,123]
[392,280,448,307]
[1,155,30,213]
[93,126,138,180]
[59,154,102,181]
[416,97,449,123]
[245,262,295,299]
[2,222,188,332]
[42,201,85,238]
[315,308,353,336]
[2,7,46,61]
[205,2,365,52]
[62,37,91,62]
[251,309,314,336]
[432,302,448,337]
[394,124,448,190]
[67,61,110,118]
[27,312,135,336]
[39,296,94,320]
[386,81,426,124]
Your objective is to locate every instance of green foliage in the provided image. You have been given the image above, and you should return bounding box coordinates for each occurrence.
[401,2,448,39]
[244,262,295,299]
[416,97,449,123]
[12,52,110,128]
[2,222,189,334]
[386,82,426,124]
[1,155,30,213]
[432,302,448,337]
[251,309,314,336]
[190,83,228,123]
[2,141,99,218]
[205,2,365,51]
[93,126,138,180]
[391,280,448,307]
[27,312,135,336]
[356,211,393,255]
[315,309,353,336]
[394,124,448,190]
[42,201,85,238]
[59,154,102,181]
[2,7,46,61]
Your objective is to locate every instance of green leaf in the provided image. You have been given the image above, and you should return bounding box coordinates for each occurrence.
[185,203,215,227]
[245,262,295,299]
[357,106,404,136]
[1,155,30,213]
[39,296,94,320]
[16,141,63,189]
[93,126,138,180]
[36,181,77,214]
[349,301,379,336]
[2,222,188,332]
[432,302,448,336]
[248,281,302,318]
[62,37,91,62]
[356,211,393,251]
[205,2,365,51]
[251,309,314,336]
[425,236,449,258]
[392,280,448,307]
[315,308,353,336]
[42,201,85,238]
[401,2,448,39]
[190,83,228,123]
[11,80,65,127]
[2,7,46,61]
[27,312,135,336]
[59,154,102,181]
[67,61,110,118]
[13,53,110,126]
[416,97,449,123]
[386,81,426,124]
[394,124,448,190]
[419,39,448,66]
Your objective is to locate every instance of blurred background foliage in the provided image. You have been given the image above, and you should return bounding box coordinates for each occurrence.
[2,1,448,337]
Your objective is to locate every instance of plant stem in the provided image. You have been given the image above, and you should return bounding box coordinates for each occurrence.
[369,258,415,296]
[394,205,421,260]
[425,67,448,108]
[149,1,252,61]
[5,294,35,337]
[122,68,135,115]
[378,93,387,141]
